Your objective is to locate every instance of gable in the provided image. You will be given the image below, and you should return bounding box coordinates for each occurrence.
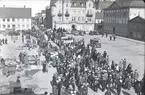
[129,16,145,23]
[109,1,120,9]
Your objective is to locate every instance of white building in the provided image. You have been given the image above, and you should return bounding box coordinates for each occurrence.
[50,0,96,31]
[0,6,32,31]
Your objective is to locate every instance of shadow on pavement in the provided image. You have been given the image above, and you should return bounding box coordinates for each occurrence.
[122,91,131,95]
[110,88,118,95]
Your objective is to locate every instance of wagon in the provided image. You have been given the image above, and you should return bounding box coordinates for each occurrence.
[90,38,101,48]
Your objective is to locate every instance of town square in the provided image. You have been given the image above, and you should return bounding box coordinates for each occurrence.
[0,0,145,95]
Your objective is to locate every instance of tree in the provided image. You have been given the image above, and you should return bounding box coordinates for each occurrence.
[72,24,76,30]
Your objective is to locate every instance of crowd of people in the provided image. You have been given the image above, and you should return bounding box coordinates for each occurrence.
[42,28,144,95]
[0,38,8,46]
[23,26,144,95]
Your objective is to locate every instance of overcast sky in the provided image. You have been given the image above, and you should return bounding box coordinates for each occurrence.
[0,0,50,16]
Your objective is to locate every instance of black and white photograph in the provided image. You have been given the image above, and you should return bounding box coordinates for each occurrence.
[0,0,144,95]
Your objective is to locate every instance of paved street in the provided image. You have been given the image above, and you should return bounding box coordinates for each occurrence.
[0,32,56,94]
[72,35,144,79]
[1,31,144,95]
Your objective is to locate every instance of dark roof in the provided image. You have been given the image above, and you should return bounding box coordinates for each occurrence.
[117,0,145,7]
[105,0,145,9]
[71,0,88,8]
[95,11,104,19]
[50,0,57,6]
[129,16,145,23]
[0,7,32,18]
[98,1,113,9]
[50,0,95,8]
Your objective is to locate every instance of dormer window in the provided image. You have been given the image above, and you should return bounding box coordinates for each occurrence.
[72,2,76,6]
[80,2,84,6]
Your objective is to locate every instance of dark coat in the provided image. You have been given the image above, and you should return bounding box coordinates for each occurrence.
[105,91,111,95]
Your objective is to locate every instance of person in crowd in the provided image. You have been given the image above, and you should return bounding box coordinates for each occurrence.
[44,92,48,95]
[103,51,107,58]
[134,80,142,95]
[111,61,115,71]
[110,36,112,40]
[2,39,4,44]
[105,88,112,95]
[116,77,122,95]
[133,69,139,82]
[126,63,133,75]
[106,33,108,38]
[5,38,7,44]
[122,58,127,70]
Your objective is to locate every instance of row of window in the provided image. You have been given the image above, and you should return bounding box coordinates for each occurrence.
[58,16,92,22]
[0,24,30,28]
[105,12,128,17]
[105,26,126,33]
[105,19,128,24]
[0,18,30,22]
[105,17,128,24]
[58,9,88,15]
[58,10,92,16]
[105,9,129,13]
[59,2,92,7]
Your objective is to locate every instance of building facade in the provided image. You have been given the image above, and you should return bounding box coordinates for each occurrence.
[45,7,53,29]
[0,6,32,31]
[50,0,96,31]
[103,0,145,37]
[94,0,115,30]
[129,16,145,41]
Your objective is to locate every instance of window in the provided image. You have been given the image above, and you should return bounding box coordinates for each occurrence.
[3,25,6,28]
[18,24,20,28]
[12,18,15,22]
[17,19,20,22]
[22,19,24,22]
[80,2,84,6]
[27,24,29,28]
[78,17,80,21]
[12,24,15,28]
[66,4,68,7]
[7,18,10,22]
[74,11,76,14]
[83,10,85,13]
[72,2,76,6]
[89,3,91,7]
[59,17,61,21]
[82,17,84,21]
[22,24,25,28]
[88,18,91,21]
[66,17,68,20]
[7,24,10,28]
[3,18,5,22]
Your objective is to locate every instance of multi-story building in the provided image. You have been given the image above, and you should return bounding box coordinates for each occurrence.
[45,7,53,29]
[0,6,32,31]
[94,0,115,30]
[129,16,145,41]
[103,0,145,37]
[50,0,96,31]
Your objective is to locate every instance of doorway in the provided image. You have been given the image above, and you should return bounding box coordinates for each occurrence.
[113,27,116,34]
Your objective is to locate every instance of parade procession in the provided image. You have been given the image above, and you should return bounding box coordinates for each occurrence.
[0,23,144,95]
[0,0,145,95]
